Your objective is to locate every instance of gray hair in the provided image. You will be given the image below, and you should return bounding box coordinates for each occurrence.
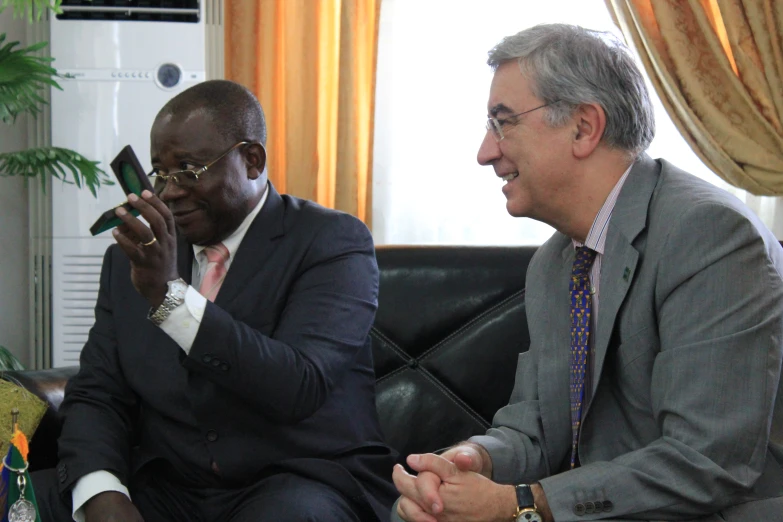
[488,24,655,157]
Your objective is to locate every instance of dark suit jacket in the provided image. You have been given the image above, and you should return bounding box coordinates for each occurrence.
[471,156,783,521]
[57,184,398,521]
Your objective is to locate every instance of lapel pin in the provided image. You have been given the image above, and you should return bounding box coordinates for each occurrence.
[622,267,631,281]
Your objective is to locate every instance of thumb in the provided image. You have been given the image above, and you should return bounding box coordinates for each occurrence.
[453,449,482,473]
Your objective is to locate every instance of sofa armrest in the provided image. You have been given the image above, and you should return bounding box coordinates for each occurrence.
[2,367,79,471]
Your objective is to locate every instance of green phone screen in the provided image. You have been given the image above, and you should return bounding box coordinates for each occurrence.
[121,162,143,195]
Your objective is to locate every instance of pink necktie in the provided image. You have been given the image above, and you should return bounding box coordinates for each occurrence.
[198,243,229,302]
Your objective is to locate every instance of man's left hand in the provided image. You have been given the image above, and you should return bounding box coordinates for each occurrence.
[112,190,178,308]
[393,455,517,522]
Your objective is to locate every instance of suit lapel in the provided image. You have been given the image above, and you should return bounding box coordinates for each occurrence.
[588,155,659,402]
[538,236,577,469]
[536,156,660,465]
[177,235,194,285]
[213,183,286,310]
[591,238,638,395]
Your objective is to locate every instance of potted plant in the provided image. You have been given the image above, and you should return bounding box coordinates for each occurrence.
[0,0,112,369]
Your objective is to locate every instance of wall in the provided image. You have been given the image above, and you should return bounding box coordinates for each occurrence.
[0,8,31,367]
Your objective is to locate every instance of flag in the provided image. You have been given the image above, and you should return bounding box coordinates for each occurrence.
[0,426,41,522]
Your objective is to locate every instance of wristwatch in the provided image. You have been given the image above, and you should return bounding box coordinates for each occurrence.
[512,484,543,521]
[147,278,188,326]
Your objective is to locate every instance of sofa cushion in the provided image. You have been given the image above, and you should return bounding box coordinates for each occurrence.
[372,246,537,458]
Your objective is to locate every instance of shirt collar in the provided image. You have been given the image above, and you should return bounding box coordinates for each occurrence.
[193,182,270,262]
[572,164,633,255]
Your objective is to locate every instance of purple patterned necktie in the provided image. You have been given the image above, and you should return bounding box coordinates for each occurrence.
[569,246,597,469]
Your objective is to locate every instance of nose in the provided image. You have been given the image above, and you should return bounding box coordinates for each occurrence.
[157,178,188,202]
[477,130,502,166]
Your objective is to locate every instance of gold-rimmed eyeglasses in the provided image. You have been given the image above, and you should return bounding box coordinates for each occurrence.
[147,141,249,193]
[486,101,560,142]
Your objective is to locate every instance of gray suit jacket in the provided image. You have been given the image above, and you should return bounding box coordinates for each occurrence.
[471,156,783,521]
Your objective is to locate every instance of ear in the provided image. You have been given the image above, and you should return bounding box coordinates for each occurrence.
[571,103,605,159]
[244,143,267,180]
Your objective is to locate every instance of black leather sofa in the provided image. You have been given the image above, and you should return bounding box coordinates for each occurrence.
[4,245,538,472]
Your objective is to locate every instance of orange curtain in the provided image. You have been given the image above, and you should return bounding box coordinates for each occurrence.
[225,0,381,225]
[607,0,783,195]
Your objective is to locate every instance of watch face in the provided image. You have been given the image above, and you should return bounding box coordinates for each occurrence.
[517,509,543,522]
[169,279,188,299]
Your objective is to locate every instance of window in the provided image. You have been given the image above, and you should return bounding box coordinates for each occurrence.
[372,0,781,245]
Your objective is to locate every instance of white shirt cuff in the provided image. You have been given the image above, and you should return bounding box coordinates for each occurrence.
[71,470,130,522]
[158,285,207,355]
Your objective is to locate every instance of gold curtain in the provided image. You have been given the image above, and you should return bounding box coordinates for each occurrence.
[606,0,783,195]
[225,0,381,224]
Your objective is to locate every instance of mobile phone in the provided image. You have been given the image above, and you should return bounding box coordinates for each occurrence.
[90,145,155,236]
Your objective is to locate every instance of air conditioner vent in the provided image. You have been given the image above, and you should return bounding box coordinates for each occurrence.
[57,1,199,22]
[53,253,105,367]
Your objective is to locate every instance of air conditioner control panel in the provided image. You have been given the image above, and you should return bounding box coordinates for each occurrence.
[59,65,205,89]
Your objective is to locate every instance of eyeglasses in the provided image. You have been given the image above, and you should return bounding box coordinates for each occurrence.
[486,101,560,142]
[147,141,249,193]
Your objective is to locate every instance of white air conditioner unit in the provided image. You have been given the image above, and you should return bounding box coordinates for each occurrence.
[45,0,224,367]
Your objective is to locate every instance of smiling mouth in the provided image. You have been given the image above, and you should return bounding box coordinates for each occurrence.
[501,172,519,182]
[172,208,199,219]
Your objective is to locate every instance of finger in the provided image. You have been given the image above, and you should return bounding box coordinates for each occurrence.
[115,223,140,244]
[115,206,155,245]
[440,444,484,473]
[392,463,419,498]
[398,497,438,522]
[392,465,443,516]
[415,471,445,515]
[407,453,458,480]
[139,190,176,236]
[453,450,482,473]
[112,228,144,261]
[127,193,168,241]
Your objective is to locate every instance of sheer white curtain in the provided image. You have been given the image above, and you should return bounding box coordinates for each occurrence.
[371,0,783,245]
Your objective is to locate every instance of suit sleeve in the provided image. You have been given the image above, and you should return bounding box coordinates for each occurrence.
[540,202,783,520]
[182,212,379,424]
[470,348,551,484]
[57,246,139,493]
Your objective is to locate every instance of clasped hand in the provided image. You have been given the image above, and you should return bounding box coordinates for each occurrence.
[392,444,514,522]
[85,491,144,522]
[112,190,179,309]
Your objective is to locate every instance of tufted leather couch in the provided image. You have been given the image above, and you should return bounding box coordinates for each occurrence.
[372,246,535,457]
[4,245,539,471]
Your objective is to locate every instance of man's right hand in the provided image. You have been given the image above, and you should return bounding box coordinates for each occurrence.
[85,492,144,522]
[393,442,491,521]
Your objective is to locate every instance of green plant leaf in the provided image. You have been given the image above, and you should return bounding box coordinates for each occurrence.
[0,0,63,21]
[0,33,62,123]
[0,346,25,371]
[0,147,113,196]
[1,2,107,199]
[23,40,48,53]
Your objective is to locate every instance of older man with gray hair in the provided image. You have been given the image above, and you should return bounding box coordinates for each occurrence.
[392,24,783,522]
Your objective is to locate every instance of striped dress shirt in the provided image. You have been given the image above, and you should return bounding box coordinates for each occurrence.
[571,164,633,406]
